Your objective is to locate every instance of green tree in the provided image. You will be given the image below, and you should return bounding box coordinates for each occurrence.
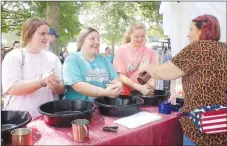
[2,1,165,53]
[59,2,81,48]
[1,1,33,35]
[138,1,167,39]
[79,2,138,52]
[79,2,165,51]
[1,1,81,55]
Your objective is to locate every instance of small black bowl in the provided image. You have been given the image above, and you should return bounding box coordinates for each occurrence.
[176,98,184,106]
[131,90,170,106]
[94,95,144,117]
[1,110,32,144]
[171,103,182,112]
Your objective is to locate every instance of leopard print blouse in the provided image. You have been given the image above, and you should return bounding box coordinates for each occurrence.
[172,40,227,145]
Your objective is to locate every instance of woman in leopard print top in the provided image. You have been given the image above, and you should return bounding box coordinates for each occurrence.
[139,14,227,145]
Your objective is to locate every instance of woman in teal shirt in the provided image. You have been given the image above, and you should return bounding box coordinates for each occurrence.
[63,27,122,101]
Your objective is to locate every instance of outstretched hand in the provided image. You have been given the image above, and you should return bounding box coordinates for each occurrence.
[138,64,149,76]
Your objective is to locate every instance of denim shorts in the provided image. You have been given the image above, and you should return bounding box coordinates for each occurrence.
[183,134,196,146]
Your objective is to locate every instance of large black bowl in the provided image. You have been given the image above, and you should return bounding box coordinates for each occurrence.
[131,90,170,106]
[38,100,95,127]
[94,95,144,117]
[1,110,32,143]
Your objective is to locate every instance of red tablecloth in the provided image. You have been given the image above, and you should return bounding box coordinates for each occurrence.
[27,106,183,145]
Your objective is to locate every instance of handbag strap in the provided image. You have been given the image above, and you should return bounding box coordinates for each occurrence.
[21,49,25,79]
[5,50,25,109]
[125,44,146,75]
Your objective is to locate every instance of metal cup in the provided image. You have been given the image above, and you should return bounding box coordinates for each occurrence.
[137,72,151,85]
[71,119,89,143]
[11,128,32,145]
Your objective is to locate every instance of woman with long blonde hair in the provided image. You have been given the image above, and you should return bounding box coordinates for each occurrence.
[113,22,157,95]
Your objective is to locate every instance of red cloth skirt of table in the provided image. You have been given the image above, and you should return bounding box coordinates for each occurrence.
[27,106,183,145]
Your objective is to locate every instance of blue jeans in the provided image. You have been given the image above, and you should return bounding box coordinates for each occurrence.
[183,134,196,146]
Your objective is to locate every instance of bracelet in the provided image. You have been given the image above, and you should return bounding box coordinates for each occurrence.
[39,74,47,87]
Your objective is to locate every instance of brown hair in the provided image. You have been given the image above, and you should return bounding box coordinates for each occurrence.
[123,22,146,44]
[21,18,49,47]
[76,27,99,52]
[105,47,110,51]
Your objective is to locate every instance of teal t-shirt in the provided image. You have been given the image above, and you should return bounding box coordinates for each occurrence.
[105,55,114,63]
[63,52,118,101]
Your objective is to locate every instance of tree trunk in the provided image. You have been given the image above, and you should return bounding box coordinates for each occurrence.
[46,2,60,56]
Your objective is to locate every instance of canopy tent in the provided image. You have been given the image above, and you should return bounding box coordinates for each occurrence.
[160,2,226,56]
[159,2,226,98]
[2,33,20,49]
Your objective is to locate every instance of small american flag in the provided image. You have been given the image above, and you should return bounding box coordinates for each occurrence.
[188,105,227,135]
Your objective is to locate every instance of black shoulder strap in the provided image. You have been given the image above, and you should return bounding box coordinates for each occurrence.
[4,50,25,109]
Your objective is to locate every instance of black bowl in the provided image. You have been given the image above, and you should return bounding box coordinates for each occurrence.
[131,90,170,106]
[38,100,95,127]
[176,98,184,107]
[171,103,182,112]
[1,110,32,143]
[94,95,144,117]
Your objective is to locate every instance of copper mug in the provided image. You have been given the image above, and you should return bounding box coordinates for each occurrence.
[11,128,32,145]
[137,72,151,85]
[71,119,89,143]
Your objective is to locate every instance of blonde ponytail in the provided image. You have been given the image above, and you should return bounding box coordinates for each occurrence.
[123,34,131,44]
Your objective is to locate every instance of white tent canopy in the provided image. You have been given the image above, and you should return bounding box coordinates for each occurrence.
[2,33,20,49]
[159,2,226,98]
[160,2,226,57]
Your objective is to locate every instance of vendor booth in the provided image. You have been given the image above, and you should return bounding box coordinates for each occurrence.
[159,2,226,98]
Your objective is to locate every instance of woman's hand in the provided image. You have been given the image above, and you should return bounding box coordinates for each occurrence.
[138,63,149,76]
[105,83,122,98]
[42,71,61,90]
[139,61,185,80]
[138,84,154,95]
[47,74,61,90]
[106,81,123,93]
[138,63,160,79]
